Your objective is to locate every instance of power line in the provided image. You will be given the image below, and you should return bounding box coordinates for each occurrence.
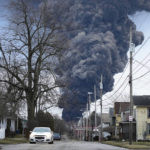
[103,82,128,107]
[113,62,129,87]
[103,76,128,101]
[133,69,150,81]
[133,59,150,74]
[95,29,150,110]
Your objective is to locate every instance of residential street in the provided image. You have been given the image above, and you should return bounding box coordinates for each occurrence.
[0,140,128,150]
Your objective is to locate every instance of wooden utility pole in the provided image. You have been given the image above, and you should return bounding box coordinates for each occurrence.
[86,103,88,141]
[129,27,135,145]
[99,75,103,142]
[88,92,92,141]
[94,85,97,128]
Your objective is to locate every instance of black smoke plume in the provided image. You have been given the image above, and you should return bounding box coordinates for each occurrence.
[4,0,150,121]
[53,0,150,121]
[1,0,150,121]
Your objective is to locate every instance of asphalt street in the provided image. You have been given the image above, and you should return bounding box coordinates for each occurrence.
[0,140,128,150]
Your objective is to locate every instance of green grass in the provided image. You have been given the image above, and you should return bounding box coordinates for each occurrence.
[0,136,28,144]
[102,141,150,149]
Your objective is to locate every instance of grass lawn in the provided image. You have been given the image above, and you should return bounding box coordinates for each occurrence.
[0,135,28,144]
[103,141,150,149]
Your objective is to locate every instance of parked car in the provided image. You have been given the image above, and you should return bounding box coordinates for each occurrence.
[92,130,111,141]
[103,131,111,140]
[29,127,53,144]
[53,133,61,140]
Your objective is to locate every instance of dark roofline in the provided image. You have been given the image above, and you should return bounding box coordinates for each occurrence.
[133,95,150,106]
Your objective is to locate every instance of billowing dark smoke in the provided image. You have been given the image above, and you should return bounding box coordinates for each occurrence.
[53,0,150,121]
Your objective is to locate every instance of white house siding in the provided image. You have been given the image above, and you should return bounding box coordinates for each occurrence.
[0,118,7,129]
[0,128,5,139]
[136,107,150,141]
[0,118,7,139]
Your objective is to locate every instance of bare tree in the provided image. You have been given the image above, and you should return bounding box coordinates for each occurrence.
[0,0,67,129]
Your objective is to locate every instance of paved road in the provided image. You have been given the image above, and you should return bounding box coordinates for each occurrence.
[0,140,128,150]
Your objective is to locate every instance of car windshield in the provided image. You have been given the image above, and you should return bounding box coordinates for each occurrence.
[33,127,50,132]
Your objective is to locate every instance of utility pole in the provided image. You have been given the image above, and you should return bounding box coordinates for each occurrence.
[86,103,88,141]
[88,92,92,141]
[129,27,135,145]
[82,116,85,141]
[99,75,103,142]
[94,85,97,129]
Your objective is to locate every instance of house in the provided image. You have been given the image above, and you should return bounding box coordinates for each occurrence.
[111,96,150,141]
[0,116,16,139]
[0,115,27,139]
[133,96,150,141]
[114,102,130,137]
[112,102,137,140]
[119,109,136,140]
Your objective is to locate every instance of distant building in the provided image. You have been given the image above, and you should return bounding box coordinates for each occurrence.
[102,113,111,128]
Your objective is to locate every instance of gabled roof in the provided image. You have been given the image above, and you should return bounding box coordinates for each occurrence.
[133,96,150,106]
[114,102,130,114]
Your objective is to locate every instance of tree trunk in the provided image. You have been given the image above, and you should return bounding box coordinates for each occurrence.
[27,94,36,131]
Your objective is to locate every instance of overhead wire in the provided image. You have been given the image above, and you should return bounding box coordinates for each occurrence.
[97,13,150,109]
[133,58,150,74]
[133,69,150,81]
[102,76,128,101]
[113,62,129,87]
[103,81,129,107]
[133,51,150,73]
[103,82,129,107]
[103,39,150,108]
[102,39,150,108]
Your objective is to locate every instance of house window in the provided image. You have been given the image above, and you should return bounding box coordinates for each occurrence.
[148,108,150,118]
[147,123,150,135]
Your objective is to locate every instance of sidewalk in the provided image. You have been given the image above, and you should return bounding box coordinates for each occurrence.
[103,141,150,149]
